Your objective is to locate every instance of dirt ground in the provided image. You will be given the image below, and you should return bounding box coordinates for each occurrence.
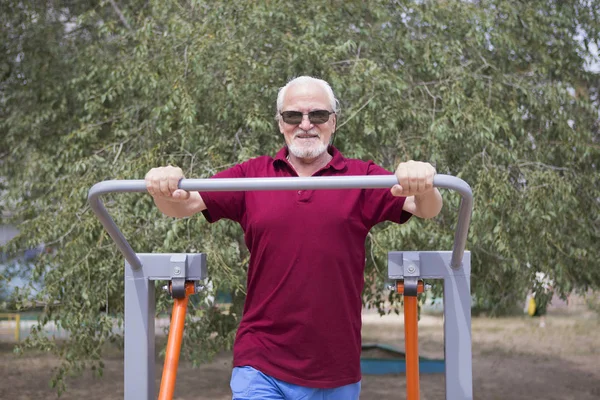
[1,309,599,400]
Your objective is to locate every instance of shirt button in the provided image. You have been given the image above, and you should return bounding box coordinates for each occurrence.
[298,190,302,194]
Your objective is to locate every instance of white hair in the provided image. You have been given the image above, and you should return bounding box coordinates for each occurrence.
[275,76,340,120]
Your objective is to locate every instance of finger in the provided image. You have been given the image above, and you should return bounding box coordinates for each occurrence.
[408,168,419,195]
[145,169,156,196]
[173,189,190,200]
[397,165,409,193]
[425,164,435,191]
[144,168,155,181]
[417,168,424,193]
[168,174,180,196]
[426,168,434,191]
[150,177,162,197]
[410,169,418,194]
[159,175,171,197]
[390,184,404,197]
[146,181,155,196]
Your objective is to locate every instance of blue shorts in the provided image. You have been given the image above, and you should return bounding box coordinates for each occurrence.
[230,366,361,400]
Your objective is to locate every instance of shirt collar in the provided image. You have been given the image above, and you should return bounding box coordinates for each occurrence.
[273,146,347,171]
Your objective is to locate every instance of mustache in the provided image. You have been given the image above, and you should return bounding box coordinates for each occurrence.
[293,129,320,138]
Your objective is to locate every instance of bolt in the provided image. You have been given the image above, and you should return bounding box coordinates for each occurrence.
[407,266,416,274]
[173,267,181,275]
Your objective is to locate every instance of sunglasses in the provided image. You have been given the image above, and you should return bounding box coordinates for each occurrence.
[280,110,334,125]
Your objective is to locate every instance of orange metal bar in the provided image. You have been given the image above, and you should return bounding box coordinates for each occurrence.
[158,282,195,400]
[397,281,424,400]
[404,295,420,400]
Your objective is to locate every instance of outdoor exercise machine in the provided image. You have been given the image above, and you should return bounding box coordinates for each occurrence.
[88,174,473,400]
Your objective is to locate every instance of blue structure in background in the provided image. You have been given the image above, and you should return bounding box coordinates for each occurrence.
[360,343,445,375]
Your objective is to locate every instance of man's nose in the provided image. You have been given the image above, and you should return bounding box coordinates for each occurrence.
[298,114,313,130]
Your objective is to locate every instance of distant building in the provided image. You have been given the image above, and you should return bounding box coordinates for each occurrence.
[0,224,18,247]
[1,223,42,296]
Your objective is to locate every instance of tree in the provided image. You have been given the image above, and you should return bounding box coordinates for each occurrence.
[1,0,599,392]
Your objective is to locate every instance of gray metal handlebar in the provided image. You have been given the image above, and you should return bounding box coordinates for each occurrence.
[88,175,473,270]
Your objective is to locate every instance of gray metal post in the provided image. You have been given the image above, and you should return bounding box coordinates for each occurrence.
[88,174,473,400]
[442,253,473,399]
[124,259,156,400]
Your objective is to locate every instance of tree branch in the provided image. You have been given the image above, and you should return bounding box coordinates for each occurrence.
[109,0,133,31]
[336,95,376,130]
[184,45,189,78]
[517,161,570,171]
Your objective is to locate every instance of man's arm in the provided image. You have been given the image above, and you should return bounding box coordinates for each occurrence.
[145,166,207,218]
[391,160,443,219]
[152,191,207,218]
[402,190,443,219]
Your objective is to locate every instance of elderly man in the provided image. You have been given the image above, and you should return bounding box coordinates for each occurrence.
[145,76,442,400]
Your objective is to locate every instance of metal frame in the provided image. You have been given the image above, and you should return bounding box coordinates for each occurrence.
[123,254,207,399]
[88,174,473,400]
[388,251,472,399]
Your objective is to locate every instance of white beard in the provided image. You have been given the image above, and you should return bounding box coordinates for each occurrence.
[288,130,329,159]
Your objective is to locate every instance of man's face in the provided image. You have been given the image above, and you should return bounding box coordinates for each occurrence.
[278,82,336,159]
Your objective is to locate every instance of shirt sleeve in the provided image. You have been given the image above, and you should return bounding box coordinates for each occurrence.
[362,162,412,228]
[199,163,246,223]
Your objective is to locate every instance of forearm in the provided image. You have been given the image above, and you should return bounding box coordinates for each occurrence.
[413,188,443,219]
[153,191,207,218]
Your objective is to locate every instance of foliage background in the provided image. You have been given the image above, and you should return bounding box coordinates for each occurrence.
[1,0,599,391]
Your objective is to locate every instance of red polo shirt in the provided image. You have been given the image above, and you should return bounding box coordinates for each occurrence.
[199,146,411,388]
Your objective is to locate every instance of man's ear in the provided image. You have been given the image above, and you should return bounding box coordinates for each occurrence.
[278,118,285,134]
[330,115,338,146]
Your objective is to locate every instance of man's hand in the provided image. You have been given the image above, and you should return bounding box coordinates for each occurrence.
[391,160,436,197]
[145,166,190,202]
